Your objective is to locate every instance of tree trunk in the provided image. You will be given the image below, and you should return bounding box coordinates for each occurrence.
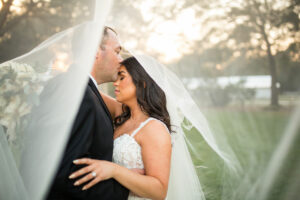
[261,27,279,107]
[0,0,14,30]
[251,0,279,107]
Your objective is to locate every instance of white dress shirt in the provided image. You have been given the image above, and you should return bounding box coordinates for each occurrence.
[89,74,98,87]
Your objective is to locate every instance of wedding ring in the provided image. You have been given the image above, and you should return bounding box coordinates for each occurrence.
[91,171,96,177]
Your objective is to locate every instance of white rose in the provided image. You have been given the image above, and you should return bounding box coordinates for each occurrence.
[4,96,22,115]
[0,97,7,108]
[0,115,12,127]
[4,61,36,80]
[18,102,31,117]
[2,80,19,93]
[10,62,34,73]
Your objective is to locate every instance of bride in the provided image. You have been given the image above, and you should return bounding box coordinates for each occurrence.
[69,56,173,200]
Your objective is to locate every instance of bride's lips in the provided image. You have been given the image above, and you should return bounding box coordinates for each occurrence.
[114,89,120,94]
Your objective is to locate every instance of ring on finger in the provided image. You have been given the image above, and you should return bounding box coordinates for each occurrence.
[91,171,97,177]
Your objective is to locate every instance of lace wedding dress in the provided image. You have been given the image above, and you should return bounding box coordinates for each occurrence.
[113,117,166,200]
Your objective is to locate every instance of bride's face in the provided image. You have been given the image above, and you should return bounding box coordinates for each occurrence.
[113,66,136,103]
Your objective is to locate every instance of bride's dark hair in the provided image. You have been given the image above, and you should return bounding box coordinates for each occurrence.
[114,56,172,133]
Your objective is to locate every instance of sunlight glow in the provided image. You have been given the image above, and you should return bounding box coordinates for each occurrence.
[10,0,24,14]
[133,0,238,63]
[52,52,70,72]
[137,2,202,63]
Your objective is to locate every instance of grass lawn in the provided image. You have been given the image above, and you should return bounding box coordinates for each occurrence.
[184,108,299,200]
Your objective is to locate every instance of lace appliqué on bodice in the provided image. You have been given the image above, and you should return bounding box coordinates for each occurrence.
[113,118,163,200]
[113,134,144,169]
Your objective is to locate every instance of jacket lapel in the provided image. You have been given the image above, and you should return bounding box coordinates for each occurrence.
[88,78,113,126]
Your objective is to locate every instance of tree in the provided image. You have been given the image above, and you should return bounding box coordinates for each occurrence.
[0,0,93,63]
[206,0,300,107]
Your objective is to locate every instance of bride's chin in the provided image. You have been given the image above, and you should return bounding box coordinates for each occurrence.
[115,97,123,103]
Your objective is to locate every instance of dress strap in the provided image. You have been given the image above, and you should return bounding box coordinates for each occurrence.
[131,117,154,137]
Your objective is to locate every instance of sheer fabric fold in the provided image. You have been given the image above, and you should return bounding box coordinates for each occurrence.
[0,1,112,199]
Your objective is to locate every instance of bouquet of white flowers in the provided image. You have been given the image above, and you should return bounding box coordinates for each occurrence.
[0,61,46,145]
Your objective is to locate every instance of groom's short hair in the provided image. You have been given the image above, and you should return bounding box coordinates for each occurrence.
[100,26,117,50]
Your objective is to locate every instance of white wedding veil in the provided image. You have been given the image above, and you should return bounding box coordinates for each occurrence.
[132,53,239,200]
[0,1,113,199]
[1,0,299,200]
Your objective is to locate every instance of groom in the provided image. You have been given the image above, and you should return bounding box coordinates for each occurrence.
[46,27,129,200]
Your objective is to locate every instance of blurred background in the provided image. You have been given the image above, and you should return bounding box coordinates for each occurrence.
[1,0,299,107]
[1,0,299,200]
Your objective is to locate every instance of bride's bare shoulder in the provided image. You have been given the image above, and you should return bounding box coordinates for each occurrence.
[139,119,171,145]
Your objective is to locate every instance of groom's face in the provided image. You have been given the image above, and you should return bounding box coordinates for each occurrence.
[94,29,123,83]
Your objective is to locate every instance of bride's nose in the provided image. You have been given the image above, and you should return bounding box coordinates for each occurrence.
[113,80,119,87]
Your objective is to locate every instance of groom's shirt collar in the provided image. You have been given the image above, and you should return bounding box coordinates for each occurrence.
[89,74,98,87]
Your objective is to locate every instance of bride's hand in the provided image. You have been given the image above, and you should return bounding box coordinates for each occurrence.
[69,158,116,190]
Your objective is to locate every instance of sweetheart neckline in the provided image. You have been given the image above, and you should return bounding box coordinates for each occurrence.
[114,133,132,140]
[114,133,138,142]
[114,134,141,147]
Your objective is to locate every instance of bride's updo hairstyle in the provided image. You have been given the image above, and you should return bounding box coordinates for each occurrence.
[114,56,172,133]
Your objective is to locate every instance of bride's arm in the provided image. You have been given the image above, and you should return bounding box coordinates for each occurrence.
[70,121,172,200]
[99,91,122,119]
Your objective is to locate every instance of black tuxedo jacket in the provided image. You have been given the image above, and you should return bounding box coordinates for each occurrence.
[47,78,129,200]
